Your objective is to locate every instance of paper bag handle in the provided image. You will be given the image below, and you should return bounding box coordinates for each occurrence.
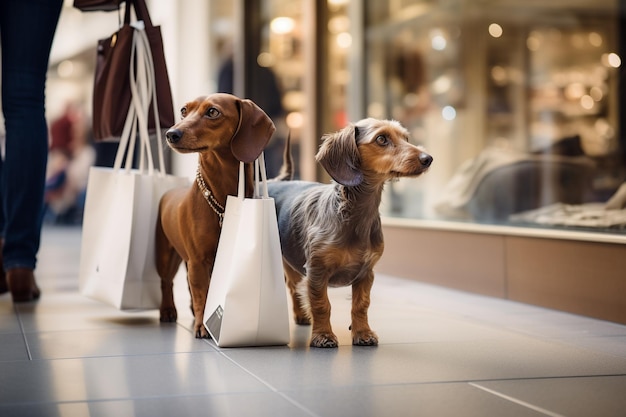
[237,152,269,200]
[112,21,166,177]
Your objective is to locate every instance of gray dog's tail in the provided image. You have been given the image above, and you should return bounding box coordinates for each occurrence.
[272,131,294,181]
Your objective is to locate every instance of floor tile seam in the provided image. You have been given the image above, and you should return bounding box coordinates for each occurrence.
[388,317,626,358]
[387,293,626,334]
[468,382,566,417]
[548,345,626,361]
[458,373,626,390]
[0,390,284,409]
[0,329,31,337]
[0,349,224,364]
[12,323,219,361]
[17,320,161,331]
[271,380,473,393]
[13,304,34,361]
[546,333,626,342]
[360,338,626,358]
[376,307,581,341]
[266,373,626,393]
[179,322,223,352]
[431,315,585,340]
[516,336,626,362]
[487,327,626,342]
[515,333,626,343]
[368,337,527,346]
[17,321,193,336]
[270,374,626,394]
[465,373,626,385]
[215,350,322,417]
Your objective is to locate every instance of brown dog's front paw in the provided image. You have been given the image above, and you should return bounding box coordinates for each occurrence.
[159,307,178,323]
[294,315,311,326]
[194,323,210,339]
[352,330,379,346]
[310,332,339,348]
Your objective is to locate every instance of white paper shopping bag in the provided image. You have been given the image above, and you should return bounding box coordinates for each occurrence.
[79,25,189,310]
[204,154,290,347]
[79,166,187,309]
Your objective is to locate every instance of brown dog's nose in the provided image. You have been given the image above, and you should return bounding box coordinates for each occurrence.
[420,153,433,167]
[166,128,183,143]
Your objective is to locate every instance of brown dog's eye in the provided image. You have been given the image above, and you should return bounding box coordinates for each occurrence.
[375,135,389,146]
[180,106,187,118]
[205,107,221,119]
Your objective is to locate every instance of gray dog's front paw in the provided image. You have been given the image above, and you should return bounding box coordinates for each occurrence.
[310,332,339,348]
[352,330,378,346]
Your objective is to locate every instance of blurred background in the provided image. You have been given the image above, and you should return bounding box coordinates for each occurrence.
[23,0,624,230]
[1,0,623,324]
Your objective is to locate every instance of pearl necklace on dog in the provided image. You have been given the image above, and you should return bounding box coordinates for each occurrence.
[195,166,225,227]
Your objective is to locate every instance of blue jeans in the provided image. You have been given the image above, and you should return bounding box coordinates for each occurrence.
[0,0,63,271]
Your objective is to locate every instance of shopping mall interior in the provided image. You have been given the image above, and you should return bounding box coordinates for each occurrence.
[1,0,625,415]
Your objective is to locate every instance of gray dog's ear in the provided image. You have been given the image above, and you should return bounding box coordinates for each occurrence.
[231,99,276,163]
[316,124,363,187]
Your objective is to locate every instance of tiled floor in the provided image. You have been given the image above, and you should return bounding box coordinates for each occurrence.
[1,226,625,417]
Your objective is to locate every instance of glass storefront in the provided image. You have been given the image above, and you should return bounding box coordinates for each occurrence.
[210,0,352,181]
[46,0,625,235]
[363,0,626,233]
[209,0,307,178]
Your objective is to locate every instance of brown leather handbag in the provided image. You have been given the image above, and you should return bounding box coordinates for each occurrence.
[73,0,123,12]
[91,0,174,141]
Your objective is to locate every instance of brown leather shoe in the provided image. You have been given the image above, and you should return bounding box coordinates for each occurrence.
[0,239,9,294]
[6,268,41,302]
[0,270,7,294]
[0,239,6,294]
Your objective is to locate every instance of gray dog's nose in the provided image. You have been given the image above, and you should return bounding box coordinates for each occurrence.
[166,128,183,143]
[420,153,433,167]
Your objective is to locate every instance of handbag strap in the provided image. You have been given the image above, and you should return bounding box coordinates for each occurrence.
[237,152,269,200]
[120,1,154,35]
[123,0,131,25]
[131,0,154,29]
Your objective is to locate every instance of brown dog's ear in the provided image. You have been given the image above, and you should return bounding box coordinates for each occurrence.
[231,99,276,163]
[316,124,363,186]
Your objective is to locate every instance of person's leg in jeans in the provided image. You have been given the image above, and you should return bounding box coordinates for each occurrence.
[0,0,63,301]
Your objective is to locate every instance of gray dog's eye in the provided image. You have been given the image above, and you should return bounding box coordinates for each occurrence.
[375,135,389,146]
[206,107,221,119]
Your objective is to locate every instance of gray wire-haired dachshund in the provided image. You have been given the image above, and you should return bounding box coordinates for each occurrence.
[267,118,433,348]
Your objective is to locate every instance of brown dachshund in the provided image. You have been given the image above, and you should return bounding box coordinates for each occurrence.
[156,93,275,338]
[268,118,432,348]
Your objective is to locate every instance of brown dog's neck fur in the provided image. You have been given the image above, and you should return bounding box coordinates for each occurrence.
[197,151,253,206]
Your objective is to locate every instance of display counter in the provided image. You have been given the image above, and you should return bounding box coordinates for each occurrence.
[377,217,626,325]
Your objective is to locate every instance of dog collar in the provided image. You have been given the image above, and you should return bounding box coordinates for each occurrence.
[195,166,225,227]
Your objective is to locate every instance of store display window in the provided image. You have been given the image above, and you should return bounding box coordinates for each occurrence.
[364,0,626,233]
